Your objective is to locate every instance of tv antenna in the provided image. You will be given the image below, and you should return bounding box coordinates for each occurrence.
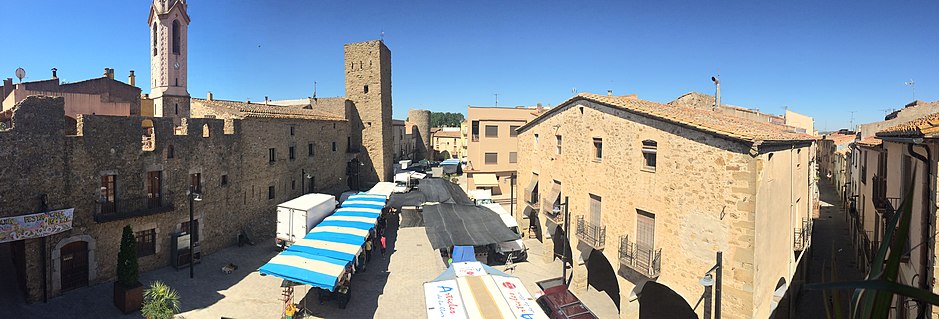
[571,88,577,94]
[380,29,385,42]
[849,111,857,130]
[494,93,499,107]
[904,80,916,101]
[15,67,26,83]
[879,108,895,115]
[313,81,317,99]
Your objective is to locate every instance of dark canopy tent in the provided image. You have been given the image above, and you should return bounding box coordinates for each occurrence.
[422,203,520,250]
[387,178,472,209]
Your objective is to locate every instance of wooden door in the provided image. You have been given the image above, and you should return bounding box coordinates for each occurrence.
[60,241,88,292]
[636,210,655,269]
[148,171,162,208]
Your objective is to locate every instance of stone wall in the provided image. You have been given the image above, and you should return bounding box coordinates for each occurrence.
[408,109,431,160]
[0,95,350,302]
[514,99,812,318]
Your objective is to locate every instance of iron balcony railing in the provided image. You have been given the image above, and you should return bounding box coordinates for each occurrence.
[793,217,812,252]
[618,235,661,279]
[575,215,606,250]
[94,192,175,223]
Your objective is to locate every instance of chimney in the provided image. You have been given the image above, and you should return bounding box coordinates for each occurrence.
[103,68,114,80]
[607,90,613,96]
[536,103,543,113]
[128,70,136,86]
[51,68,58,79]
[207,91,213,101]
[246,98,251,104]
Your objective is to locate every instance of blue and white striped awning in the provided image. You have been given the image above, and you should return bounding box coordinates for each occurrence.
[441,159,461,166]
[341,194,387,209]
[259,195,389,292]
[259,250,349,291]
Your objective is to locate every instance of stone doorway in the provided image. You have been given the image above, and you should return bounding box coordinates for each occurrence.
[0,241,27,305]
[59,241,88,292]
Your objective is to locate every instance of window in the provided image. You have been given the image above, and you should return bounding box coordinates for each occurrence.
[332,142,337,152]
[269,148,276,163]
[485,125,499,138]
[593,138,603,161]
[509,152,517,164]
[190,173,201,193]
[510,125,520,137]
[861,151,868,183]
[268,186,275,200]
[290,126,295,136]
[364,85,369,94]
[589,194,602,225]
[308,143,314,156]
[471,121,480,141]
[292,180,296,190]
[347,137,352,151]
[485,153,498,164]
[100,175,116,214]
[534,134,539,147]
[147,171,162,208]
[172,20,180,54]
[152,23,157,56]
[289,146,295,160]
[556,135,562,154]
[220,174,228,187]
[642,140,657,171]
[181,219,200,243]
[167,144,174,159]
[135,229,156,258]
[175,103,178,115]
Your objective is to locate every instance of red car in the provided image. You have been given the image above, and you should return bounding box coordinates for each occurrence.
[535,279,599,319]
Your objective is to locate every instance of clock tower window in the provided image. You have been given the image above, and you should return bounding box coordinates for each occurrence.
[172,20,180,54]
[152,23,158,56]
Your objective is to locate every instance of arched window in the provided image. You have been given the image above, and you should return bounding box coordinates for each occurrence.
[202,124,210,138]
[167,144,175,159]
[152,23,158,56]
[172,20,180,55]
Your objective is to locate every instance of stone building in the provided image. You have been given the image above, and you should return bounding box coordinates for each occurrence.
[407,109,432,161]
[514,92,816,318]
[817,130,856,184]
[431,128,461,160]
[0,0,394,304]
[846,102,939,318]
[1,68,142,119]
[465,104,544,194]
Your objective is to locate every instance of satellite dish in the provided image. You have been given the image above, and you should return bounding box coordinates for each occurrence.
[15,68,26,82]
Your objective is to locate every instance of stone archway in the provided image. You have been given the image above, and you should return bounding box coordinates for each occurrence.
[52,235,97,295]
[586,249,621,311]
[636,281,696,319]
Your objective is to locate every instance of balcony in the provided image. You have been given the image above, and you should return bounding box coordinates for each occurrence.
[575,215,606,250]
[793,217,812,252]
[618,235,661,279]
[94,193,175,223]
[542,207,564,225]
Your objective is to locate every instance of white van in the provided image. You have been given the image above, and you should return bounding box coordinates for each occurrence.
[468,189,494,205]
[393,173,413,193]
[482,203,528,262]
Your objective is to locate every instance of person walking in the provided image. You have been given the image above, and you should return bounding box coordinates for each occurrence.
[379,235,387,258]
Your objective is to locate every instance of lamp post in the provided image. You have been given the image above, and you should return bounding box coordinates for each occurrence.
[700,251,723,319]
[552,196,570,286]
[509,173,516,217]
[187,186,202,279]
[301,169,312,194]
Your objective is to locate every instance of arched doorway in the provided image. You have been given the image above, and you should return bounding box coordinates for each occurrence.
[636,281,696,319]
[59,241,88,292]
[586,249,621,311]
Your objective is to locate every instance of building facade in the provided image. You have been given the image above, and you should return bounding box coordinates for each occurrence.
[514,93,816,318]
[465,105,542,194]
[0,0,393,304]
[431,128,461,160]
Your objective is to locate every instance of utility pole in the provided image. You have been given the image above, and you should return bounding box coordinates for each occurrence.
[494,93,499,107]
[849,111,857,131]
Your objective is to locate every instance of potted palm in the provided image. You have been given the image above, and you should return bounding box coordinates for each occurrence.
[114,225,143,313]
[142,281,180,319]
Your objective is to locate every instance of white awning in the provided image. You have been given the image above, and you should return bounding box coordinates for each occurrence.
[474,174,498,188]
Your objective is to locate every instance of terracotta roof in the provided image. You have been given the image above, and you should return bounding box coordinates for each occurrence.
[192,98,345,121]
[857,136,883,146]
[823,133,856,145]
[433,130,461,138]
[520,93,815,143]
[877,103,939,138]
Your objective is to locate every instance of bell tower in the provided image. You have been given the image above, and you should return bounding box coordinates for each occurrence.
[149,0,191,122]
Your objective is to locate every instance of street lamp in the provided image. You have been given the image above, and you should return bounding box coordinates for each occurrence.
[700,251,723,319]
[552,196,571,286]
[301,169,313,194]
[187,186,202,279]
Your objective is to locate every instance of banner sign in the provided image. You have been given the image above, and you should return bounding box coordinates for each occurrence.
[492,276,549,319]
[453,261,486,277]
[424,280,468,319]
[0,208,74,243]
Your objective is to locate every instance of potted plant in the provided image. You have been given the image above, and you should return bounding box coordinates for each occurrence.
[114,225,143,313]
[142,281,180,319]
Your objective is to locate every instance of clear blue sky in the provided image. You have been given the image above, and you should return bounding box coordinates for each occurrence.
[2,0,936,131]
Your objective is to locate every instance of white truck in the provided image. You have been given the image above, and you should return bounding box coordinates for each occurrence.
[275,193,338,248]
[393,172,414,193]
[468,189,494,205]
[367,182,396,199]
[482,203,528,262]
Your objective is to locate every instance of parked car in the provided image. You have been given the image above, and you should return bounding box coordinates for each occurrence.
[535,278,599,319]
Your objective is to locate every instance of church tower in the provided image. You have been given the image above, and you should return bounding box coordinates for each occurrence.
[345,41,393,184]
[149,0,191,122]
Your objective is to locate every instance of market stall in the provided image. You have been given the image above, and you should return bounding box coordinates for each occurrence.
[424,260,549,319]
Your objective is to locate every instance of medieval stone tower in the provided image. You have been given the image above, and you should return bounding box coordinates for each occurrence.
[345,41,393,184]
[408,109,432,161]
[149,0,191,123]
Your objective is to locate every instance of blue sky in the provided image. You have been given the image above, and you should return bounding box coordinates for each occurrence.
[1,0,936,131]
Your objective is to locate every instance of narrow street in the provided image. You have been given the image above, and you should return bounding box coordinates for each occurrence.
[795,178,864,317]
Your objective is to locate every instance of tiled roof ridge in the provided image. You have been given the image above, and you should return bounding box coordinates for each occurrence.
[574,92,814,142]
[192,97,346,121]
[877,107,939,138]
